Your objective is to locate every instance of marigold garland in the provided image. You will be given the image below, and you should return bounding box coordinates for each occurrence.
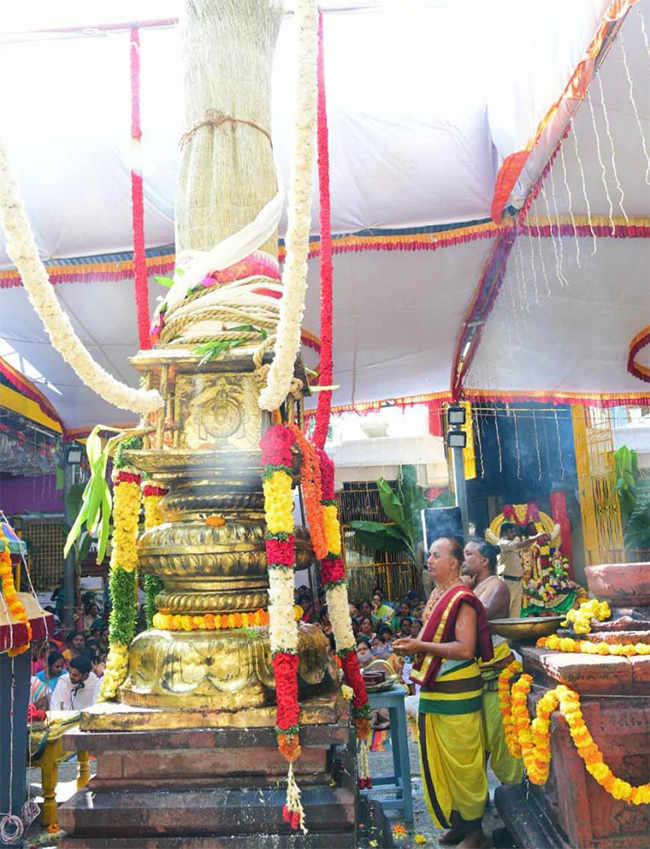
[153,609,270,631]
[288,423,327,559]
[100,440,143,701]
[499,666,650,805]
[0,527,31,656]
[497,659,522,756]
[538,634,650,656]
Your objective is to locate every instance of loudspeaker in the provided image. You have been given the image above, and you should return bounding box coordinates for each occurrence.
[420,507,464,551]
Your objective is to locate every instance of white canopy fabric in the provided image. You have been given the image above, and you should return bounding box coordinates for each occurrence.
[0,0,648,431]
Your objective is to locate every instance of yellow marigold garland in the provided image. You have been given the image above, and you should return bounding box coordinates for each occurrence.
[143,489,165,529]
[499,667,650,805]
[100,449,143,701]
[0,527,31,656]
[153,609,270,631]
[263,471,295,536]
[497,659,522,756]
[110,474,141,574]
[538,634,650,656]
[322,504,342,556]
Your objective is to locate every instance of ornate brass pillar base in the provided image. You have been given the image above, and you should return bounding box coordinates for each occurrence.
[118,623,339,710]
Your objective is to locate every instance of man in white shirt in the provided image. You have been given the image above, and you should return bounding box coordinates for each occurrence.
[50,656,100,711]
[497,523,547,617]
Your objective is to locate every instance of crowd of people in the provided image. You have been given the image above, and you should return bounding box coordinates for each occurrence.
[29,600,109,713]
[295,583,426,679]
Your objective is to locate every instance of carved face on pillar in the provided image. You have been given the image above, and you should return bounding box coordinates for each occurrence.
[176,372,262,451]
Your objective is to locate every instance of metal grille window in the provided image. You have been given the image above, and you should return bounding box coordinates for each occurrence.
[22,519,65,592]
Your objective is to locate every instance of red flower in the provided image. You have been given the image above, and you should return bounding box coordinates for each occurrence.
[273,652,300,731]
[341,651,369,710]
[261,426,296,467]
[142,484,168,497]
[322,557,346,584]
[114,471,141,485]
[317,449,335,500]
[265,537,295,566]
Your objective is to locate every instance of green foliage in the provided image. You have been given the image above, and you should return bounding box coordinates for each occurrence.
[615,445,638,526]
[615,446,650,553]
[108,567,138,645]
[195,326,267,366]
[351,465,442,562]
[65,429,143,565]
[143,574,164,629]
[348,520,411,555]
[154,275,174,288]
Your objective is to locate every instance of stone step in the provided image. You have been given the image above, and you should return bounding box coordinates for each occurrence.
[58,784,356,839]
[64,723,350,753]
[58,832,357,849]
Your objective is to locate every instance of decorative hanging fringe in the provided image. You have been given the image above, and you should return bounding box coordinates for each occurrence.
[129,27,151,350]
[282,762,307,833]
[358,737,372,790]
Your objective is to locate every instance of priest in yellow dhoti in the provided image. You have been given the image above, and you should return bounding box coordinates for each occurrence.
[394,538,494,849]
[463,538,524,786]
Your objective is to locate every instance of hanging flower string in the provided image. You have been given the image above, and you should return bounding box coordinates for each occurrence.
[317,447,372,785]
[288,423,327,559]
[0,138,162,414]
[498,664,650,805]
[129,26,151,350]
[0,527,31,656]
[100,438,143,701]
[313,9,334,449]
[258,0,318,411]
[260,424,305,832]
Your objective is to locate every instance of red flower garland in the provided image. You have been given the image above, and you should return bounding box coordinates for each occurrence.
[129,26,151,350]
[275,652,301,762]
[142,484,168,498]
[114,471,141,485]
[321,557,345,584]
[313,10,334,450]
[317,447,335,500]
[316,445,371,754]
[265,537,296,566]
[261,426,297,468]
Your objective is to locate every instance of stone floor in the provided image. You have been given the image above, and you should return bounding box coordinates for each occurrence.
[23,731,519,849]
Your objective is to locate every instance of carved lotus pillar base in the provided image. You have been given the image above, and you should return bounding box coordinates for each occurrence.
[119,624,338,711]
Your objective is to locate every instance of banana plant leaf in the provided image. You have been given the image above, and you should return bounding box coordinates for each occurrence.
[399,464,429,546]
[349,520,411,555]
[377,478,408,529]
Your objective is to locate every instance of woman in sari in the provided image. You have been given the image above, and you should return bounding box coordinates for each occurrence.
[394,537,493,848]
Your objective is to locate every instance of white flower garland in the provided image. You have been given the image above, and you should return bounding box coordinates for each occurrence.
[267,568,299,653]
[258,0,318,411]
[325,582,356,653]
[0,136,163,415]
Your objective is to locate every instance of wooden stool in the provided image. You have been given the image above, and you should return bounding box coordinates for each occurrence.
[30,722,90,828]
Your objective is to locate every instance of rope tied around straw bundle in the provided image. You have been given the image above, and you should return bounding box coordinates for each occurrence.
[179,108,272,149]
